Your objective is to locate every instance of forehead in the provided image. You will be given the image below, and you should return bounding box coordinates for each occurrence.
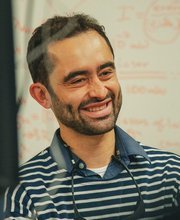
[46,31,114,86]
[47,30,113,65]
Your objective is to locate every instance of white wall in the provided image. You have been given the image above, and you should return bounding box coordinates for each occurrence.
[13,0,180,163]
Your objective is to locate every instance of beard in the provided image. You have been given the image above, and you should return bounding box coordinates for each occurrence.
[50,88,122,136]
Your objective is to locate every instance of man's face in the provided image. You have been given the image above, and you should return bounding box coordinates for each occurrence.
[47,30,122,135]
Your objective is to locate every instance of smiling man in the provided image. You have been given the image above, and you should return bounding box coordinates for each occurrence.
[4,14,180,220]
[44,30,121,137]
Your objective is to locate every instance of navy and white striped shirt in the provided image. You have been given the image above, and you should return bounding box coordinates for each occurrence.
[4,126,180,219]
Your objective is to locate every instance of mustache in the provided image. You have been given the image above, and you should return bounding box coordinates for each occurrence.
[79,92,115,109]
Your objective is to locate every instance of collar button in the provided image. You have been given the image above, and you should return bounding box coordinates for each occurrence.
[79,162,85,169]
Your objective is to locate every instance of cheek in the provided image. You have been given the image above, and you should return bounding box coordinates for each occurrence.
[60,91,86,109]
[107,79,121,94]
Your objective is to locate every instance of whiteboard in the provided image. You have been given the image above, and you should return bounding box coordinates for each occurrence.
[12,0,180,163]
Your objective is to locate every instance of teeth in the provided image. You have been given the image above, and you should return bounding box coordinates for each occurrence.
[88,104,106,112]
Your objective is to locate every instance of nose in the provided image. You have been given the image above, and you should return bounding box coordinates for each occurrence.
[88,77,108,100]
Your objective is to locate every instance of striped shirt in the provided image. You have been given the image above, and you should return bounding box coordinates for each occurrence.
[4,126,180,219]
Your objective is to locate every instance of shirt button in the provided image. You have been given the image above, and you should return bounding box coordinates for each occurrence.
[79,162,85,169]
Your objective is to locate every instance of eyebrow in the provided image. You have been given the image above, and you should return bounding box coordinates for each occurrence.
[63,61,115,83]
[97,61,115,72]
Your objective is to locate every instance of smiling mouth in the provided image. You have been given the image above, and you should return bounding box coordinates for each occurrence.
[80,99,112,118]
[87,103,108,112]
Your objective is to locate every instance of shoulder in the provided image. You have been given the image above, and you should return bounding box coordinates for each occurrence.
[19,147,53,170]
[142,145,180,161]
[18,147,60,182]
[140,144,180,172]
[4,148,54,218]
[18,146,70,186]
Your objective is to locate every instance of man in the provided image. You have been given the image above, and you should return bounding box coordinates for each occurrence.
[4,13,180,219]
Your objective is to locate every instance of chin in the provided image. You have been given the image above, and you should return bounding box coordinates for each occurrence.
[80,123,115,136]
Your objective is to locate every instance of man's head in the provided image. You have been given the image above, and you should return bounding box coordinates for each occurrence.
[28,13,122,136]
[27,13,114,90]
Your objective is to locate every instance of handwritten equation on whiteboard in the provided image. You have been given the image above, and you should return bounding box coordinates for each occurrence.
[13,0,180,163]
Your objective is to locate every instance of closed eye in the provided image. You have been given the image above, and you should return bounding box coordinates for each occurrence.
[98,70,114,80]
[100,71,112,76]
[67,77,88,87]
[71,78,87,84]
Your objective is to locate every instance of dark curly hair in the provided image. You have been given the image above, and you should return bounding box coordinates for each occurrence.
[26,13,114,90]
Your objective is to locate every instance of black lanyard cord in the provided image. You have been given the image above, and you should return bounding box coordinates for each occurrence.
[112,155,145,220]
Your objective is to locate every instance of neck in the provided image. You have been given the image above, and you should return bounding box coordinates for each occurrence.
[59,125,116,168]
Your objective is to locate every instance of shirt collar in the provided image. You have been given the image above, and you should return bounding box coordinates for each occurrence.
[49,126,151,173]
[49,129,74,172]
[114,126,151,164]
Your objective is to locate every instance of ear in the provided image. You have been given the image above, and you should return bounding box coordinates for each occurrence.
[29,83,52,109]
